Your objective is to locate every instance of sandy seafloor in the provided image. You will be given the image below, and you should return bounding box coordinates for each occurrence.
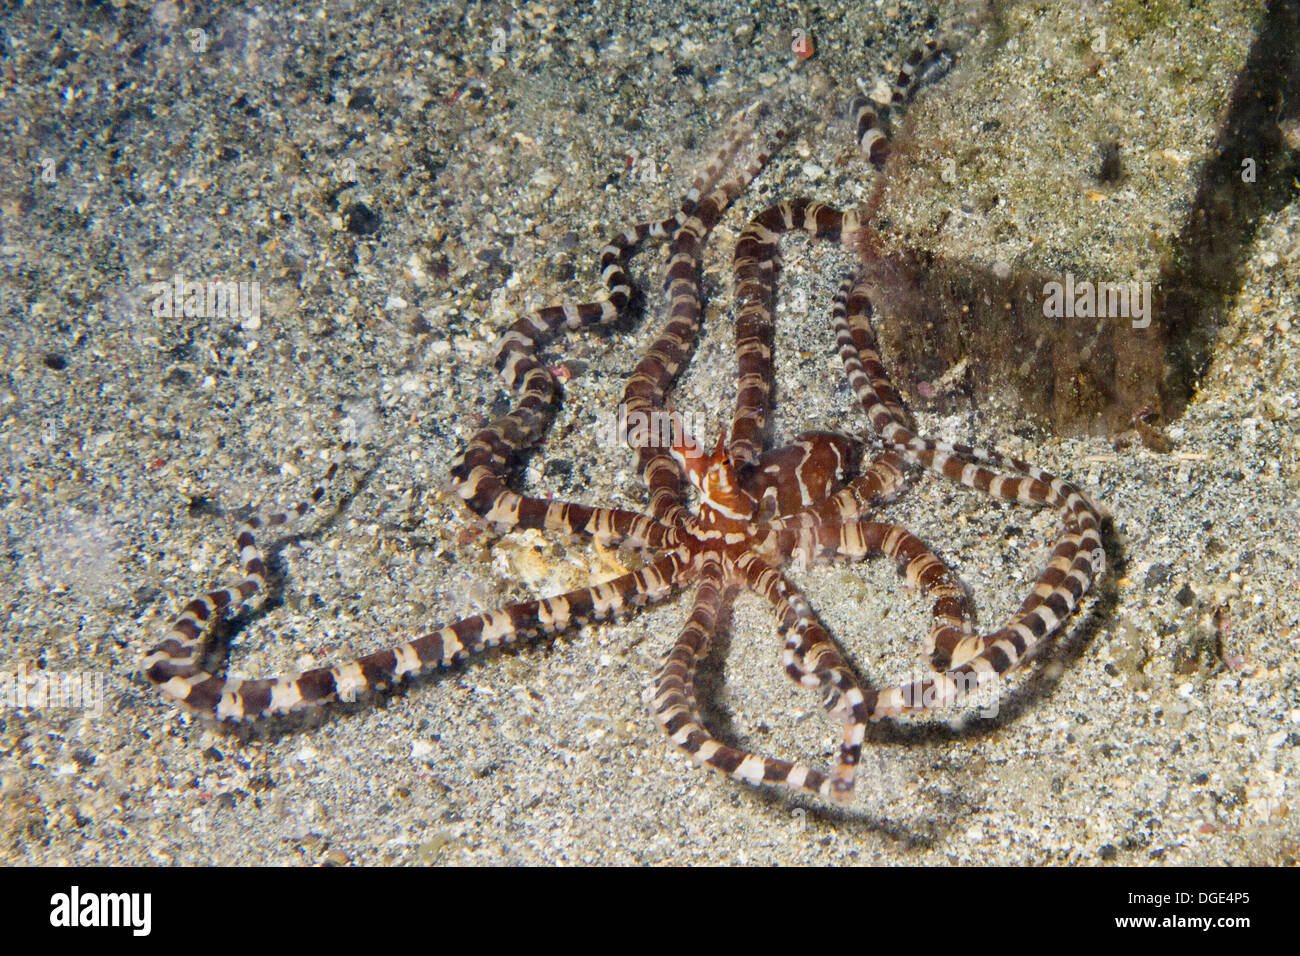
[0,0,1297,866]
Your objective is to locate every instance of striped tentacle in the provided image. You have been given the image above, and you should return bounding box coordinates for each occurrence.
[890,37,957,110]
[832,273,1105,667]
[835,272,1104,554]
[892,439,1106,575]
[836,272,1103,521]
[652,558,835,799]
[857,445,1105,681]
[874,407,1106,638]
[448,102,772,541]
[835,281,1071,502]
[150,543,686,720]
[736,551,870,801]
[785,460,1102,723]
[793,519,974,674]
[861,538,1095,723]
[831,276,911,431]
[898,434,1107,530]
[933,520,1093,671]
[651,561,733,772]
[142,460,340,703]
[727,198,863,467]
[449,210,683,528]
[727,206,782,468]
[848,95,889,166]
[680,99,770,207]
[849,36,956,164]
[732,37,960,465]
[469,493,678,553]
[799,516,1071,722]
[623,143,781,526]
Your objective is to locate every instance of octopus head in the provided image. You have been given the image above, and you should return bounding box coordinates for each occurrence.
[669,429,756,521]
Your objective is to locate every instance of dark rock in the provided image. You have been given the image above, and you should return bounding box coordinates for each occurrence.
[342,201,381,235]
[346,86,374,110]
[1144,563,1171,588]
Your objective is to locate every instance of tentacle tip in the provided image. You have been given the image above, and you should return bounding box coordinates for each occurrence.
[828,767,857,803]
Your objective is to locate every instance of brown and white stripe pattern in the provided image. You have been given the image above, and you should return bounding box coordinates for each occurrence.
[141,100,775,724]
[646,198,1103,798]
[650,557,838,795]
[621,141,783,526]
[850,36,956,164]
[729,198,861,466]
[145,35,1103,806]
[826,271,1105,703]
